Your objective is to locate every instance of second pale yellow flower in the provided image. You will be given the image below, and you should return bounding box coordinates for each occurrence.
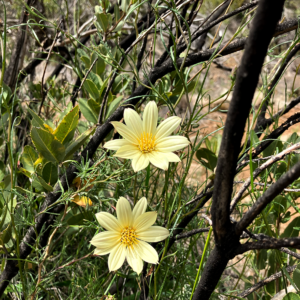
[104,101,189,172]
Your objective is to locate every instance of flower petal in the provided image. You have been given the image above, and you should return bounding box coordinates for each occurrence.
[126,246,143,274]
[103,139,131,151]
[135,240,159,264]
[108,243,127,272]
[137,226,169,243]
[156,136,190,152]
[124,108,143,138]
[114,145,141,159]
[116,197,133,227]
[143,101,158,135]
[134,211,157,233]
[132,153,150,172]
[111,121,139,144]
[148,151,169,170]
[96,212,122,232]
[164,152,181,162]
[94,246,115,256]
[155,116,181,142]
[132,197,147,221]
[90,231,120,249]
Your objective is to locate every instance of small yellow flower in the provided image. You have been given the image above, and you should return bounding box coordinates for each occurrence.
[104,101,189,172]
[90,197,169,274]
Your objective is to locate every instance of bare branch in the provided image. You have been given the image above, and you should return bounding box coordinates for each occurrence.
[231,142,300,212]
[236,265,297,299]
[236,162,300,235]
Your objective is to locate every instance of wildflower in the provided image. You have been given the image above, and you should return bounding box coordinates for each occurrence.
[90,197,169,274]
[104,101,189,172]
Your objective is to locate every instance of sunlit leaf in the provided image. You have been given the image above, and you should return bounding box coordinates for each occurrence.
[21,145,38,173]
[31,127,65,163]
[54,106,79,144]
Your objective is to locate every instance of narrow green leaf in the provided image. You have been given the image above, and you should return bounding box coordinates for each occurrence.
[31,127,65,163]
[21,145,38,173]
[54,106,79,144]
[83,79,100,100]
[78,98,99,124]
[32,175,53,192]
[42,162,58,186]
[80,56,90,68]
[65,127,94,159]
[92,54,105,76]
[27,107,46,129]
[281,216,300,238]
[105,95,123,119]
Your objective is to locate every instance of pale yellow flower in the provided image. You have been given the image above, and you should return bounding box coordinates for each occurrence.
[90,197,169,274]
[104,101,189,172]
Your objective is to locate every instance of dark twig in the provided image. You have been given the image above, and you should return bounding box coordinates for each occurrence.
[236,237,300,253]
[257,95,300,131]
[131,2,151,93]
[236,162,300,236]
[238,112,300,169]
[234,180,300,193]
[236,265,297,299]
[70,58,98,104]
[3,0,33,89]
[174,227,210,240]
[193,1,286,299]
[39,20,63,116]
[256,43,300,133]
[231,142,300,212]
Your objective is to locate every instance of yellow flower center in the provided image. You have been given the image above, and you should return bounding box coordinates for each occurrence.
[120,227,137,247]
[138,133,156,153]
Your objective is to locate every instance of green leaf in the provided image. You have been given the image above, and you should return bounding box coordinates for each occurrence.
[21,145,38,173]
[92,54,105,76]
[32,175,53,192]
[281,216,300,238]
[273,195,287,215]
[105,95,123,119]
[83,79,100,100]
[67,211,93,225]
[80,56,90,68]
[96,13,111,32]
[77,48,89,58]
[88,71,102,91]
[1,82,12,103]
[250,130,260,147]
[293,265,300,290]
[282,293,300,300]
[196,148,217,171]
[0,221,12,244]
[54,106,79,144]
[31,127,65,163]
[172,80,196,96]
[27,107,46,129]
[78,98,99,124]
[65,127,94,159]
[42,162,58,186]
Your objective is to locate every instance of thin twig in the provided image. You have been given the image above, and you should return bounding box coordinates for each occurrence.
[231,142,300,212]
[236,265,297,299]
[39,19,63,116]
[70,58,98,104]
[174,227,210,240]
[234,180,300,192]
[30,204,68,300]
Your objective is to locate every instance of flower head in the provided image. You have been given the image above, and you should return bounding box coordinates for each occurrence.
[104,101,189,172]
[90,197,169,274]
